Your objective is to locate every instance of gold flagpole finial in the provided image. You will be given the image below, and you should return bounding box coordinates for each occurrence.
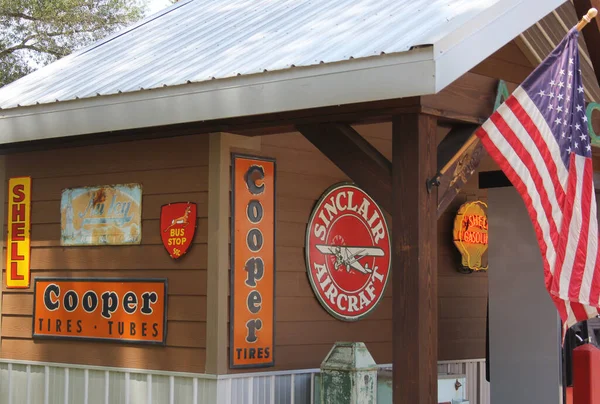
[576,8,598,31]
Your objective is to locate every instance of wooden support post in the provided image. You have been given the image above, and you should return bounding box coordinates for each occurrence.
[392,114,438,404]
[297,123,392,214]
[206,132,261,374]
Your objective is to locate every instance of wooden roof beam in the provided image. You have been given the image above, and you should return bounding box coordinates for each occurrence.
[297,123,392,214]
[298,120,488,220]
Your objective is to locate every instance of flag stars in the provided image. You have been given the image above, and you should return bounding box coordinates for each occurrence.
[531,53,593,144]
[567,146,572,153]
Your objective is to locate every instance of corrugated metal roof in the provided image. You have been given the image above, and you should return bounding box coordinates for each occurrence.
[0,0,500,110]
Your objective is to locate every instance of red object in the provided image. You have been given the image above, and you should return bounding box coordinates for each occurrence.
[573,344,600,404]
[160,202,197,259]
[475,28,600,329]
[305,183,390,321]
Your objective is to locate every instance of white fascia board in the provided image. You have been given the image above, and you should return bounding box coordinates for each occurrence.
[433,0,566,92]
[0,48,434,145]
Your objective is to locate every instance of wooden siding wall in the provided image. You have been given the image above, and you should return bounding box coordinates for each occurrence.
[234,122,488,371]
[0,135,209,373]
[471,40,533,85]
[438,153,490,361]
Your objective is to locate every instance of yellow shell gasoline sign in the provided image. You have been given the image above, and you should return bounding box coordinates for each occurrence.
[453,201,488,271]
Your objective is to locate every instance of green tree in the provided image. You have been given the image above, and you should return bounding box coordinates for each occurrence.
[0,0,147,87]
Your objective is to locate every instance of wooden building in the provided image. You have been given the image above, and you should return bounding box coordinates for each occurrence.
[0,0,598,403]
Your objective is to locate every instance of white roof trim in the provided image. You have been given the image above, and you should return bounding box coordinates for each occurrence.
[434,0,565,91]
[0,49,435,144]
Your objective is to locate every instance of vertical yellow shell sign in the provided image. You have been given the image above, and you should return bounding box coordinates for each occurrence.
[6,177,32,288]
[452,201,488,271]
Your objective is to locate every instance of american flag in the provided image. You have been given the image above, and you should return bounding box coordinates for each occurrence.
[476,28,600,330]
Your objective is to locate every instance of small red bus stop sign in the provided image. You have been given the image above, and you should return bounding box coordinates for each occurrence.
[305,183,391,321]
[160,202,197,259]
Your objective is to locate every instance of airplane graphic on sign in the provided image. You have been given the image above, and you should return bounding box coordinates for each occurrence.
[315,245,384,274]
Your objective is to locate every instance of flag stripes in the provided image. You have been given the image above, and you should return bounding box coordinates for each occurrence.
[477,85,600,328]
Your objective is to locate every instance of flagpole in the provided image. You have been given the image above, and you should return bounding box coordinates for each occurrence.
[426,7,598,193]
[576,8,597,32]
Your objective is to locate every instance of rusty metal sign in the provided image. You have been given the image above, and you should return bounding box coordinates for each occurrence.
[435,79,510,217]
[60,184,142,246]
[436,132,485,218]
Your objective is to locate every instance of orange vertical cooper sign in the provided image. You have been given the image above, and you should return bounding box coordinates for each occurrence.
[7,177,31,289]
[231,154,275,368]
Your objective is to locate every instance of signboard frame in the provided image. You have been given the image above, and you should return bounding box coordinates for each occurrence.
[32,277,168,346]
[230,154,276,369]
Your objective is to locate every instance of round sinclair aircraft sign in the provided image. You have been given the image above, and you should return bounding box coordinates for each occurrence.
[305,183,391,321]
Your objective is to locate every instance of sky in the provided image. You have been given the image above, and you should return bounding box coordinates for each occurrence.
[147,0,173,15]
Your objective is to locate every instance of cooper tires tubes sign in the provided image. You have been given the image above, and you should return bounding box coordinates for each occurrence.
[32,278,168,345]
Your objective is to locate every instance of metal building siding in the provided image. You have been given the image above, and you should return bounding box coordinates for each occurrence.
[0,0,499,110]
[0,359,489,403]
